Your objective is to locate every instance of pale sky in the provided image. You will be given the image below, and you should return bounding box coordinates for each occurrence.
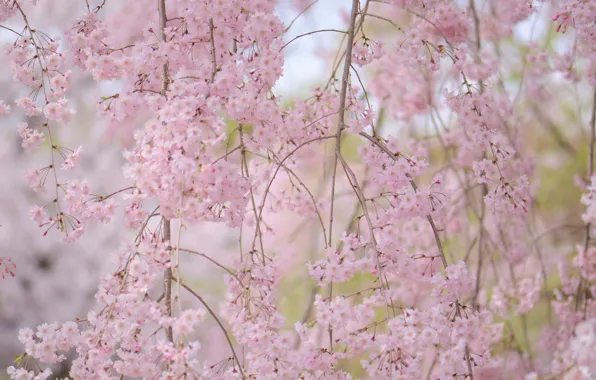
[275,1,350,98]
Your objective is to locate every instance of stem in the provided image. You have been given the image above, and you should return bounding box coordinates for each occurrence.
[174,278,245,377]
[157,0,173,344]
[280,29,348,51]
[358,132,475,379]
[337,154,391,319]
[180,248,244,286]
[163,219,173,343]
[576,85,596,312]
[329,0,359,248]
[209,18,217,83]
[467,0,489,317]
[240,124,266,262]
[327,0,360,351]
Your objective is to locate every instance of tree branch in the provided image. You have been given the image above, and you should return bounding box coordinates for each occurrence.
[174,277,245,377]
[157,0,173,344]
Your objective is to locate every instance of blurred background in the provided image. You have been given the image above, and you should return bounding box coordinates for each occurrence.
[0,0,593,377]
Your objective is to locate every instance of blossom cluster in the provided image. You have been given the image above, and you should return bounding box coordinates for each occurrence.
[0,0,596,379]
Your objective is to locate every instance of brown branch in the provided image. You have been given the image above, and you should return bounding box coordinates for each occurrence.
[174,277,245,377]
[359,132,449,267]
[253,151,328,245]
[357,12,403,32]
[90,186,135,202]
[328,0,359,250]
[359,131,476,378]
[280,29,348,51]
[337,153,392,320]
[157,0,173,344]
[209,18,217,83]
[179,248,244,286]
[576,85,596,313]
[13,1,69,236]
[255,135,335,237]
[282,0,320,34]
[293,109,387,350]
[212,145,241,165]
[531,104,576,155]
[239,124,266,262]
[0,24,22,36]
[326,0,360,351]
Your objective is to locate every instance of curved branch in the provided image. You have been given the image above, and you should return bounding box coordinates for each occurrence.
[255,135,335,235]
[253,151,328,246]
[174,277,245,378]
[179,248,244,286]
[280,29,348,51]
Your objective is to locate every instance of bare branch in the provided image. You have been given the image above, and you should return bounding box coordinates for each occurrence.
[174,277,245,377]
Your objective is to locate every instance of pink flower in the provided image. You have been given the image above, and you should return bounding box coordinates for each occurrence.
[44,99,74,124]
[17,122,45,151]
[15,97,42,116]
[61,146,83,171]
[0,257,16,279]
[0,100,10,116]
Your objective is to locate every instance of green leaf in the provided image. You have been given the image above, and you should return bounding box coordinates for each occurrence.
[13,353,26,366]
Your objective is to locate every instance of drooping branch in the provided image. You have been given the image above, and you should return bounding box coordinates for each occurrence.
[576,85,596,312]
[326,0,360,351]
[358,132,449,267]
[280,29,348,51]
[174,277,245,378]
[209,18,217,83]
[358,131,475,379]
[157,0,173,344]
[179,248,244,286]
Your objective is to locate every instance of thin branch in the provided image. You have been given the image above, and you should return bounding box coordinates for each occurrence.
[359,132,449,267]
[239,124,266,262]
[326,0,360,351]
[329,0,359,249]
[179,248,244,286]
[209,18,217,83]
[0,24,22,36]
[253,151,328,246]
[359,131,477,378]
[280,29,348,51]
[157,0,173,344]
[576,85,596,312]
[337,153,392,320]
[531,103,576,155]
[282,0,320,34]
[91,186,135,202]
[174,278,245,377]
[256,135,335,236]
[357,12,403,32]
[212,145,241,165]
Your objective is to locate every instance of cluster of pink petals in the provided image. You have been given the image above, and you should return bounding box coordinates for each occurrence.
[1,0,596,379]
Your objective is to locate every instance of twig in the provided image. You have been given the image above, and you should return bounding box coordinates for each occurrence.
[252,151,328,245]
[359,131,477,378]
[327,0,360,351]
[256,135,335,240]
[179,248,244,286]
[280,29,347,51]
[157,0,173,344]
[337,153,392,320]
[282,0,320,34]
[174,277,245,377]
[0,24,22,36]
[209,18,217,83]
[575,85,596,312]
[357,12,403,32]
[239,124,266,262]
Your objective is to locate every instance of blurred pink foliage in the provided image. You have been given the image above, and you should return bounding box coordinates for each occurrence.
[1,0,596,379]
